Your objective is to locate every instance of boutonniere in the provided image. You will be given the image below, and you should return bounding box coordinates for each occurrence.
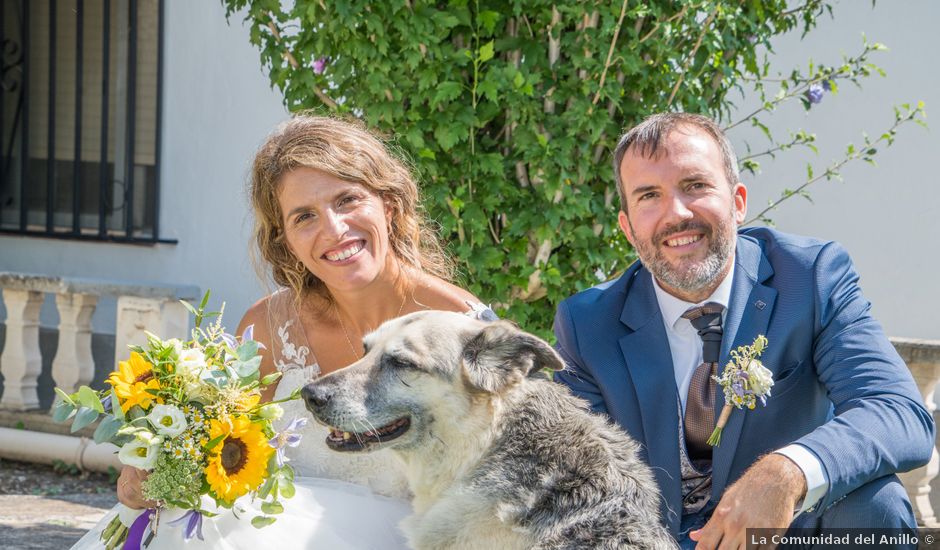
[708,335,772,447]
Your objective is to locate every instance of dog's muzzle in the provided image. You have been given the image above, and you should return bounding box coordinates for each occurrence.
[301,383,331,416]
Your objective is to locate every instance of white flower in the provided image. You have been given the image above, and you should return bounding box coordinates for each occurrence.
[746,359,774,396]
[258,403,284,421]
[165,338,184,360]
[118,437,161,469]
[177,348,207,375]
[146,404,188,437]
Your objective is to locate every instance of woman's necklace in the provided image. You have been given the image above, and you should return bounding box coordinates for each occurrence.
[336,292,407,361]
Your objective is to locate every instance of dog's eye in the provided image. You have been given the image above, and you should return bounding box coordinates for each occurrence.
[362,342,371,354]
[383,355,416,371]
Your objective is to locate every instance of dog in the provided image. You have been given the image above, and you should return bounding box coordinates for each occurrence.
[302,311,676,550]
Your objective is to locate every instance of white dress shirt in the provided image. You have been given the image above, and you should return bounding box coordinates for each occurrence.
[651,263,828,514]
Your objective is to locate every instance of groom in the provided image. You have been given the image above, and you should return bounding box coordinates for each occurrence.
[554,112,933,548]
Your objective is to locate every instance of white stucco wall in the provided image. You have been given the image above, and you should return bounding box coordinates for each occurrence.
[730,0,939,340]
[0,2,286,333]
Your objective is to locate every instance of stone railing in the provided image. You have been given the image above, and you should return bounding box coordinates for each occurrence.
[0,272,199,411]
[892,337,940,527]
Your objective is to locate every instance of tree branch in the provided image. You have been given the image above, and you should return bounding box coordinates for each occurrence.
[591,0,628,106]
[666,9,717,107]
[266,17,338,110]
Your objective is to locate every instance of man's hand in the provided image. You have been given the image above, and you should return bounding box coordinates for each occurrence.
[690,453,807,550]
[116,467,157,510]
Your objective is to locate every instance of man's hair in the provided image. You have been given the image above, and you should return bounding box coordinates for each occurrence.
[612,113,740,213]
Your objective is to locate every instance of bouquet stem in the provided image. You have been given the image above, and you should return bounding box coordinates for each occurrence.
[707,404,733,447]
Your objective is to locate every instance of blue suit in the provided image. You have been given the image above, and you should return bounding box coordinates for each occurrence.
[554,227,934,536]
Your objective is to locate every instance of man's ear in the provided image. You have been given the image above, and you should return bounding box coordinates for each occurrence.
[462,321,565,394]
[618,210,636,247]
[733,182,747,225]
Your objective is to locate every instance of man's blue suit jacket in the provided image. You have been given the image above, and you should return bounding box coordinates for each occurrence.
[554,227,934,536]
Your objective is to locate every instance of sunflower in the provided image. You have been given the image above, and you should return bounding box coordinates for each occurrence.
[205,415,274,503]
[107,352,163,413]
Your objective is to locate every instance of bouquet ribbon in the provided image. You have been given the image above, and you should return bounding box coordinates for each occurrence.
[124,509,155,550]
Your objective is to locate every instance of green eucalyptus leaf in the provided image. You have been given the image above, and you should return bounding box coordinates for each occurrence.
[93,416,124,444]
[251,516,277,529]
[71,407,100,433]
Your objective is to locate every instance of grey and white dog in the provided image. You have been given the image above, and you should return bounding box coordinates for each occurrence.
[302,310,676,550]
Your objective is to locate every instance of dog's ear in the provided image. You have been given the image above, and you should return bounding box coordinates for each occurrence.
[461,321,565,393]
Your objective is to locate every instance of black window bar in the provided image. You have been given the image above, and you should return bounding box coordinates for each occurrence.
[0,0,172,245]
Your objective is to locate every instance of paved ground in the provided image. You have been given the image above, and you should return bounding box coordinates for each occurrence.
[0,459,117,549]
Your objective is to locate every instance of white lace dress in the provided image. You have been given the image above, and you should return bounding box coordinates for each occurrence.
[71,292,496,550]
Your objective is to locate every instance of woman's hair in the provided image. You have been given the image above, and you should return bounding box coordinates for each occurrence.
[249,114,454,302]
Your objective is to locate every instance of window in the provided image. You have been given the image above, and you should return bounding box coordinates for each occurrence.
[0,0,169,243]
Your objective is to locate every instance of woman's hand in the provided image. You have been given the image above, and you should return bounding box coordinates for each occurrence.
[116,467,157,509]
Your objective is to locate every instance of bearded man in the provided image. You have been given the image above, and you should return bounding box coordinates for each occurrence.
[553,113,933,549]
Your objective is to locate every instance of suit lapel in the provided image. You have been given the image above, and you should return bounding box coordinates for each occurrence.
[618,268,682,533]
[711,236,777,497]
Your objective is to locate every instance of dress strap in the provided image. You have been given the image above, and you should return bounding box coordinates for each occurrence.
[266,288,320,377]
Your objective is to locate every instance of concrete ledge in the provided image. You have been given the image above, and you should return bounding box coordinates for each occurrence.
[892,337,940,365]
[0,272,200,301]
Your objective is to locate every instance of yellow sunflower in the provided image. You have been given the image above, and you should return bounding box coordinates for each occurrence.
[107,352,162,413]
[205,415,274,503]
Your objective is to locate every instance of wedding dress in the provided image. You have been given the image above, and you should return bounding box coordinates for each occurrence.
[72,290,496,550]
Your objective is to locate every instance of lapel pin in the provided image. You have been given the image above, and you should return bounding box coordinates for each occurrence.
[754,300,766,310]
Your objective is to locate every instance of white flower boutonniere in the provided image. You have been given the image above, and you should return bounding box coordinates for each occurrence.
[708,335,772,447]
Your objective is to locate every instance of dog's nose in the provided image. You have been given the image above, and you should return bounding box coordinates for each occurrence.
[301,383,331,413]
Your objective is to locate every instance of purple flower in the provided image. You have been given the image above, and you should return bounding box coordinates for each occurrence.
[238,324,265,350]
[269,417,308,467]
[220,332,238,350]
[805,83,824,105]
[731,381,745,397]
[168,510,205,541]
[312,57,328,75]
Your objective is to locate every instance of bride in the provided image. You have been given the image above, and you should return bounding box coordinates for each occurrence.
[72,115,493,549]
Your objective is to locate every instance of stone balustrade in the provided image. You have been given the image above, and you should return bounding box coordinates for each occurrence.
[892,337,940,527]
[0,272,199,411]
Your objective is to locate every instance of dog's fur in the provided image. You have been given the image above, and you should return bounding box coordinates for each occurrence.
[302,311,676,550]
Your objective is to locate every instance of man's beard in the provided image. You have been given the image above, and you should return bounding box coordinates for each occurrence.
[630,217,736,295]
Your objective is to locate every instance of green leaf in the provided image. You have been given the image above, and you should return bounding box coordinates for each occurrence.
[279,480,296,499]
[93,416,124,444]
[77,386,105,413]
[479,11,499,34]
[52,401,76,423]
[71,407,100,433]
[111,389,125,421]
[434,125,462,151]
[204,433,227,452]
[478,40,494,63]
[260,372,282,386]
[251,516,277,529]
[432,81,462,106]
[54,387,76,407]
[237,341,260,362]
[261,501,284,514]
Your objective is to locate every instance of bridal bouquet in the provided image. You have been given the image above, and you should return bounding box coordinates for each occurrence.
[53,293,302,548]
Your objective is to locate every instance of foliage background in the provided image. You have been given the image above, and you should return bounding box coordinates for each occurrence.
[221,0,921,336]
